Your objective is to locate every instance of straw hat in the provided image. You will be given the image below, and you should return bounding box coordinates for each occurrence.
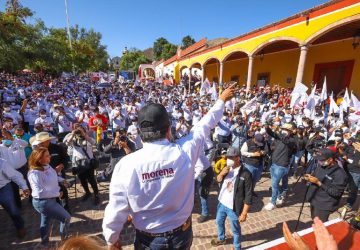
[30,132,56,146]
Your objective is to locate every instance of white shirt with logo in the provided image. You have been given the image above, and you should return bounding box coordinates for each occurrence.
[103,100,225,245]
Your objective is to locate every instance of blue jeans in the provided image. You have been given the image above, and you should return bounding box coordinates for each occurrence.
[244,163,263,185]
[291,150,304,174]
[32,198,71,244]
[270,164,289,204]
[134,224,193,249]
[216,203,241,250]
[0,183,24,230]
[346,172,360,207]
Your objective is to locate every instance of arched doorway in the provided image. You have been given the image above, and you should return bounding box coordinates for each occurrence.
[251,38,300,88]
[222,51,248,85]
[203,57,221,83]
[305,16,360,95]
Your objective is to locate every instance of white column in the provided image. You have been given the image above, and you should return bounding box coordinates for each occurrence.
[188,67,192,93]
[201,66,205,82]
[246,56,254,91]
[295,45,308,84]
[219,62,224,83]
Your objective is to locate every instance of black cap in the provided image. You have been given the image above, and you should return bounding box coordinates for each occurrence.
[254,134,264,146]
[138,103,170,133]
[226,147,240,157]
[314,148,335,161]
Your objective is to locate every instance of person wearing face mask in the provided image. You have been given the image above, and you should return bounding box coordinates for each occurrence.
[23,102,39,134]
[304,148,348,222]
[211,147,252,250]
[264,123,297,210]
[34,109,54,133]
[217,112,232,144]
[3,103,22,126]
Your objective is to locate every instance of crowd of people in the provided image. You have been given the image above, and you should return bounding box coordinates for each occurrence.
[0,71,359,249]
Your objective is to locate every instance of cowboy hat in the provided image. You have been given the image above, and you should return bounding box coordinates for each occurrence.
[30,132,56,146]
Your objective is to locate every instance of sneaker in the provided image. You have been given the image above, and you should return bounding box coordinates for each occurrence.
[338,204,352,212]
[94,195,100,205]
[211,239,226,246]
[276,196,284,206]
[264,202,276,211]
[81,193,91,202]
[197,215,209,223]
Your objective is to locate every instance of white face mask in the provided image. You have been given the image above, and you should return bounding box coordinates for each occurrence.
[274,121,280,126]
[4,107,11,112]
[226,158,235,168]
[40,115,47,119]
[132,122,138,126]
[281,130,289,137]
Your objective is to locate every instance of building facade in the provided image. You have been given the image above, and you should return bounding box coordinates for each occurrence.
[159,0,360,95]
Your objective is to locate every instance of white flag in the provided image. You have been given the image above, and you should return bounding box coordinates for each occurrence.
[320,77,328,101]
[292,82,308,94]
[306,84,317,111]
[351,91,360,111]
[208,82,218,100]
[329,92,340,114]
[200,78,210,96]
[342,88,351,110]
[240,97,257,115]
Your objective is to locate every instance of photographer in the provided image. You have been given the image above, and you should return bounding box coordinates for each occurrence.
[65,125,99,205]
[305,148,348,222]
[98,128,135,181]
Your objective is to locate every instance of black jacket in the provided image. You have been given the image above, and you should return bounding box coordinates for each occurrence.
[266,127,296,167]
[223,166,253,216]
[103,138,136,168]
[306,163,348,211]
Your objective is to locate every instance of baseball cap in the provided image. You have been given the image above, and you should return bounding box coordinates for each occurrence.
[314,148,335,161]
[138,103,170,133]
[226,147,240,157]
[254,134,264,146]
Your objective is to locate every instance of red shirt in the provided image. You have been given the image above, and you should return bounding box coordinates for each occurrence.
[88,114,108,131]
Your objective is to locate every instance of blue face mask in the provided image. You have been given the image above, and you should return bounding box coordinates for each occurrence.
[2,139,12,146]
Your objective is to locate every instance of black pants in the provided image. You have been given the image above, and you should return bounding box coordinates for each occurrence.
[78,167,99,195]
[310,205,331,222]
[11,164,30,209]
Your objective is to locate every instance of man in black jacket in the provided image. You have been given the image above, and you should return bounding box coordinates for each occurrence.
[264,123,297,210]
[211,147,252,250]
[305,148,348,222]
[97,128,135,181]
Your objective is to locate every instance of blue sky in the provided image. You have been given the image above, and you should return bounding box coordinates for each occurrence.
[1,0,329,57]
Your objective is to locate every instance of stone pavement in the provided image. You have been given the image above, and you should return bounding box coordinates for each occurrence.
[0,170,357,250]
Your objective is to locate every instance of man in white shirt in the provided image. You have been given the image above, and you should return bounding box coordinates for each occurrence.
[211,147,252,250]
[102,86,235,249]
[0,158,30,238]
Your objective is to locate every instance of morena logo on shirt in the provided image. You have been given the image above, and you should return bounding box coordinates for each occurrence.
[142,168,175,183]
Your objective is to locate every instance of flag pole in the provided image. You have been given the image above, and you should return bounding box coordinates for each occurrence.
[64,0,75,75]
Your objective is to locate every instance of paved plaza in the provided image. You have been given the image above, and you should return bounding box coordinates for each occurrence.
[1,169,356,250]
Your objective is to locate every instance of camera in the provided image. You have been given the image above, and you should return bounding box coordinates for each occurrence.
[119,135,127,142]
[74,129,82,135]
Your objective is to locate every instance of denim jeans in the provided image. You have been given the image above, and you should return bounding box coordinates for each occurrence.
[216,203,241,250]
[32,198,71,244]
[0,183,25,230]
[134,224,193,250]
[195,168,213,217]
[291,150,304,174]
[243,163,263,185]
[346,171,360,207]
[270,164,289,204]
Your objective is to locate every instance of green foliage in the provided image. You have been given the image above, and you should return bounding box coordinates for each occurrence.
[181,35,196,49]
[161,43,177,60]
[120,48,150,72]
[153,37,169,61]
[0,0,109,74]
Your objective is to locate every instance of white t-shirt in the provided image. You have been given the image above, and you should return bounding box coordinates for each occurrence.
[218,167,240,209]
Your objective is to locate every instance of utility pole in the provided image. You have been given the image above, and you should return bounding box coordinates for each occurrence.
[64,0,75,75]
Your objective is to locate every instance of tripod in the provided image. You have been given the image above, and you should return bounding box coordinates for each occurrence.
[294,159,318,231]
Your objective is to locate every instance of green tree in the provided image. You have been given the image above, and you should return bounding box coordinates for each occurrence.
[160,43,177,60]
[153,37,170,61]
[181,35,196,49]
[120,48,150,72]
